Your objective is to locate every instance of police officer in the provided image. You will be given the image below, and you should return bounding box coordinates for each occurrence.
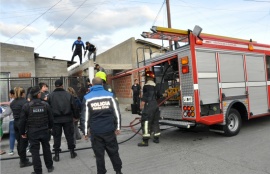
[138,71,161,146]
[95,70,110,91]
[81,77,123,174]
[48,79,77,162]
[20,86,54,174]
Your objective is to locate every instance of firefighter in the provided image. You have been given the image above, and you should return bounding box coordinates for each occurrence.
[138,71,161,146]
[20,86,54,174]
[81,77,123,174]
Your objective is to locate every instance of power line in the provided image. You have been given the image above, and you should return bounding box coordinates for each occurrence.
[152,0,166,26]
[45,8,97,51]
[42,0,110,53]
[35,0,89,50]
[5,0,62,42]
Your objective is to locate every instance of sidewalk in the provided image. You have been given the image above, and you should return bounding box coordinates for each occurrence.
[0,104,141,159]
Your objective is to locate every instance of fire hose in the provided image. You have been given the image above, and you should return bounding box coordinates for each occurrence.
[0,116,142,161]
[1,93,179,161]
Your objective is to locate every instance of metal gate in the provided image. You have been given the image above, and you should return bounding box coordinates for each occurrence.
[0,76,88,102]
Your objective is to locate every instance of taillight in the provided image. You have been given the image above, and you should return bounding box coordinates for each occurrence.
[181,56,189,65]
[182,65,189,74]
[183,105,195,117]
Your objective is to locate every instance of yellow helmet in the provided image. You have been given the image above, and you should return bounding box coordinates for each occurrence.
[95,71,107,82]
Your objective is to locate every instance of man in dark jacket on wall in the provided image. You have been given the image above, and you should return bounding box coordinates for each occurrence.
[48,79,78,162]
[81,77,123,174]
[20,86,54,174]
[84,41,97,63]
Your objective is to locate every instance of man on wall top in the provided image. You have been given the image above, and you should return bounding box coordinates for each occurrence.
[71,36,85,65]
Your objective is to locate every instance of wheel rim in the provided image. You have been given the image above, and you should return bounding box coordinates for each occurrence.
[227,113,239,132]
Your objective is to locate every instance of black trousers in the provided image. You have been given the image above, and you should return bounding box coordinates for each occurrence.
[53,122,75,151]
[141,101,161,139]
[14,119,28,163]
[28,129,53,174]
[133,95,140,112]
[91,131,122,174]
[71,50,82,64]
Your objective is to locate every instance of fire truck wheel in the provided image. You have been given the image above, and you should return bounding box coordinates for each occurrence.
[224,108,242,137]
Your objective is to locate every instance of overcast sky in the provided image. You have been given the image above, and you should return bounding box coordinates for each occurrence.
[1,0,269,64]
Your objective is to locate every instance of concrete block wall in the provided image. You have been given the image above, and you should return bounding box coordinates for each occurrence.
[96,38,133,65]
[0,43,35,77]
[35,57,68,77]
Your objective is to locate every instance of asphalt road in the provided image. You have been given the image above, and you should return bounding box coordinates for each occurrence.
[1,105,270,174]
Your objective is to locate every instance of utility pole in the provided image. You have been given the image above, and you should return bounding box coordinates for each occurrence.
[166,0,173,50]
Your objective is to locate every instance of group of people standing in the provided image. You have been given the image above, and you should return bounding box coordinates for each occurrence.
[0,68,161,174]
[0,80,82,174]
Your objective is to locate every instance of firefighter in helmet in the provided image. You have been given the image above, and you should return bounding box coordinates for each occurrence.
[138,70,161,146]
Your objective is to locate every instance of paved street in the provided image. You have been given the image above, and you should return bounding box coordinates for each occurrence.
[1,104,270,174]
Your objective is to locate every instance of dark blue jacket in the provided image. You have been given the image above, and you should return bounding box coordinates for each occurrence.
[72,40,85,52]
[80,85,121,135]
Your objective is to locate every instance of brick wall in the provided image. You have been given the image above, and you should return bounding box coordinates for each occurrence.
[113,75,132,99]
[112,72,144,104]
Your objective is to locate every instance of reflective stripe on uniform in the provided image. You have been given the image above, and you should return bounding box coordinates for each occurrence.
[142,121,150,137]
[154,132,161,136]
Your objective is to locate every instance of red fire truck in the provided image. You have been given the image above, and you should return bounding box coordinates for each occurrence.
[117,26,270,136]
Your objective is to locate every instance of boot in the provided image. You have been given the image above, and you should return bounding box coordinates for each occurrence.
[47,166,54,173]
[70,149,77,159]
[137,139,148,147]
[53,151,60,162]
[116,171,123,174]
[20,160,32,168]
[153,137,159,143]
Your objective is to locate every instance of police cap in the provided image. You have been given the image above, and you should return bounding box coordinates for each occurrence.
[55,79,63,87]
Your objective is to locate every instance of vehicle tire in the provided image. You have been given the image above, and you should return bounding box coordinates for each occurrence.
[224,108,242,137]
